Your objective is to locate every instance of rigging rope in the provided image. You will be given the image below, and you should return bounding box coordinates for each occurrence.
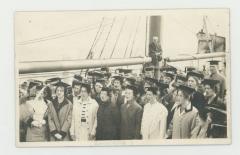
[123,19,136,58]
[129,17,141,57]
[86,17,105,59]
[169,16,196,36]
[144,16,149,57]
[109,17,126,58]
[98,17,116,58]
[81,18,105,76]
[17,21,112,45]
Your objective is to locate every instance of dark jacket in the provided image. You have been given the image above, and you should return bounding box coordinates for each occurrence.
[120,100,143,140]
[91,92,101,104]
[96,100,120,140]
[205,95,227,138]
[190,91,206,112]
[149,42,162,65]
[48,98,72,141]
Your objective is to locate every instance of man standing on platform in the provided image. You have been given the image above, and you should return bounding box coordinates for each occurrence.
[149,36,162,66]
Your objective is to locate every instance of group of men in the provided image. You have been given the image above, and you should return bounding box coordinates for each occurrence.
[19,59,227,142]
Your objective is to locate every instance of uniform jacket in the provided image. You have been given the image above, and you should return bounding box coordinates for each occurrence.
[96,100,120,140]
[120,100,143,140]
[149,42,162,65]
[209,73,226,98]
[48,97,73,141]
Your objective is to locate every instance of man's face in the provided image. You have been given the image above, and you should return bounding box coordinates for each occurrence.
[113,80,121,90]
[176,79,185,85]
[50,85,57,99]
[36,89,44,99]
[145,71,154,78]
[163,76,172,84]
[125,89,134,101]
[145,91,154,102]
[188,77,197,89]
[80,87,89,98]
[95,83,103,93]
[204,85,214,97]
[210,66,217,74]
[19,88,28,103]
[56,86,65,99]
[100,91,109,102]
[176,90,185,105]
[144,82,151,92]
[172,89,178,102]
[153,37,158,43]
[29,86,37,97]
[73,85,81,96]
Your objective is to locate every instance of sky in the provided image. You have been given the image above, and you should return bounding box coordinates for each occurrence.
[15,9,229,76]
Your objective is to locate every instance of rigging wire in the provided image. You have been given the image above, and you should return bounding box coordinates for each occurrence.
[144,16,149,57]
[129,17,141,57]
[17,19,112,45]
[98,17,116,58]
[91,23,106,58]
[81,18,105,76]
[17,22,112,45]
[86,17,105,59]
[123,19,136,58]
[109,17,126,58]
[168,16,196,36]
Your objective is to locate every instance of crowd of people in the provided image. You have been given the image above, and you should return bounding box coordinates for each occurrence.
[19,60,227,142]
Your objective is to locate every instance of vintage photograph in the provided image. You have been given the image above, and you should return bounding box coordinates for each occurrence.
[15,9,230,147]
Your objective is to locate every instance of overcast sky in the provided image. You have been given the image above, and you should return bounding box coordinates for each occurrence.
[15,9,229,71]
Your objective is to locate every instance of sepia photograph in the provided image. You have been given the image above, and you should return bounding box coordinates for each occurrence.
[15,9,230,147]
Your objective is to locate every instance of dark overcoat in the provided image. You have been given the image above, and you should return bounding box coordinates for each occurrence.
[120,100,143,140]
[47,98,72,141]
[96,100,120,140]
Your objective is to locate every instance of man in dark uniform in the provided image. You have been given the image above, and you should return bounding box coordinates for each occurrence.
[149,36,162,66]
[202,78,227,138]
[160,65,177,84]
[208,60,226,99]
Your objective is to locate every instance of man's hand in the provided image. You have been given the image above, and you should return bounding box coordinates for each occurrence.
[71,135,76,141]
[54,133,62,140]
[89,134,95,140]
[31,120,41,127]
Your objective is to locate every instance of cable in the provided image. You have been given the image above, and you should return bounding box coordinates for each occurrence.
[17,19,112,45]
[91,23,106,57]
[169,16,196,36]
[87,17,105,59]
[98,17,116,58]
[123,19,136,58]
[145,16,149,57]
[109,17,126,58]
[129,17,141,57]
[17,22,112,45]
[80,18,105,75]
